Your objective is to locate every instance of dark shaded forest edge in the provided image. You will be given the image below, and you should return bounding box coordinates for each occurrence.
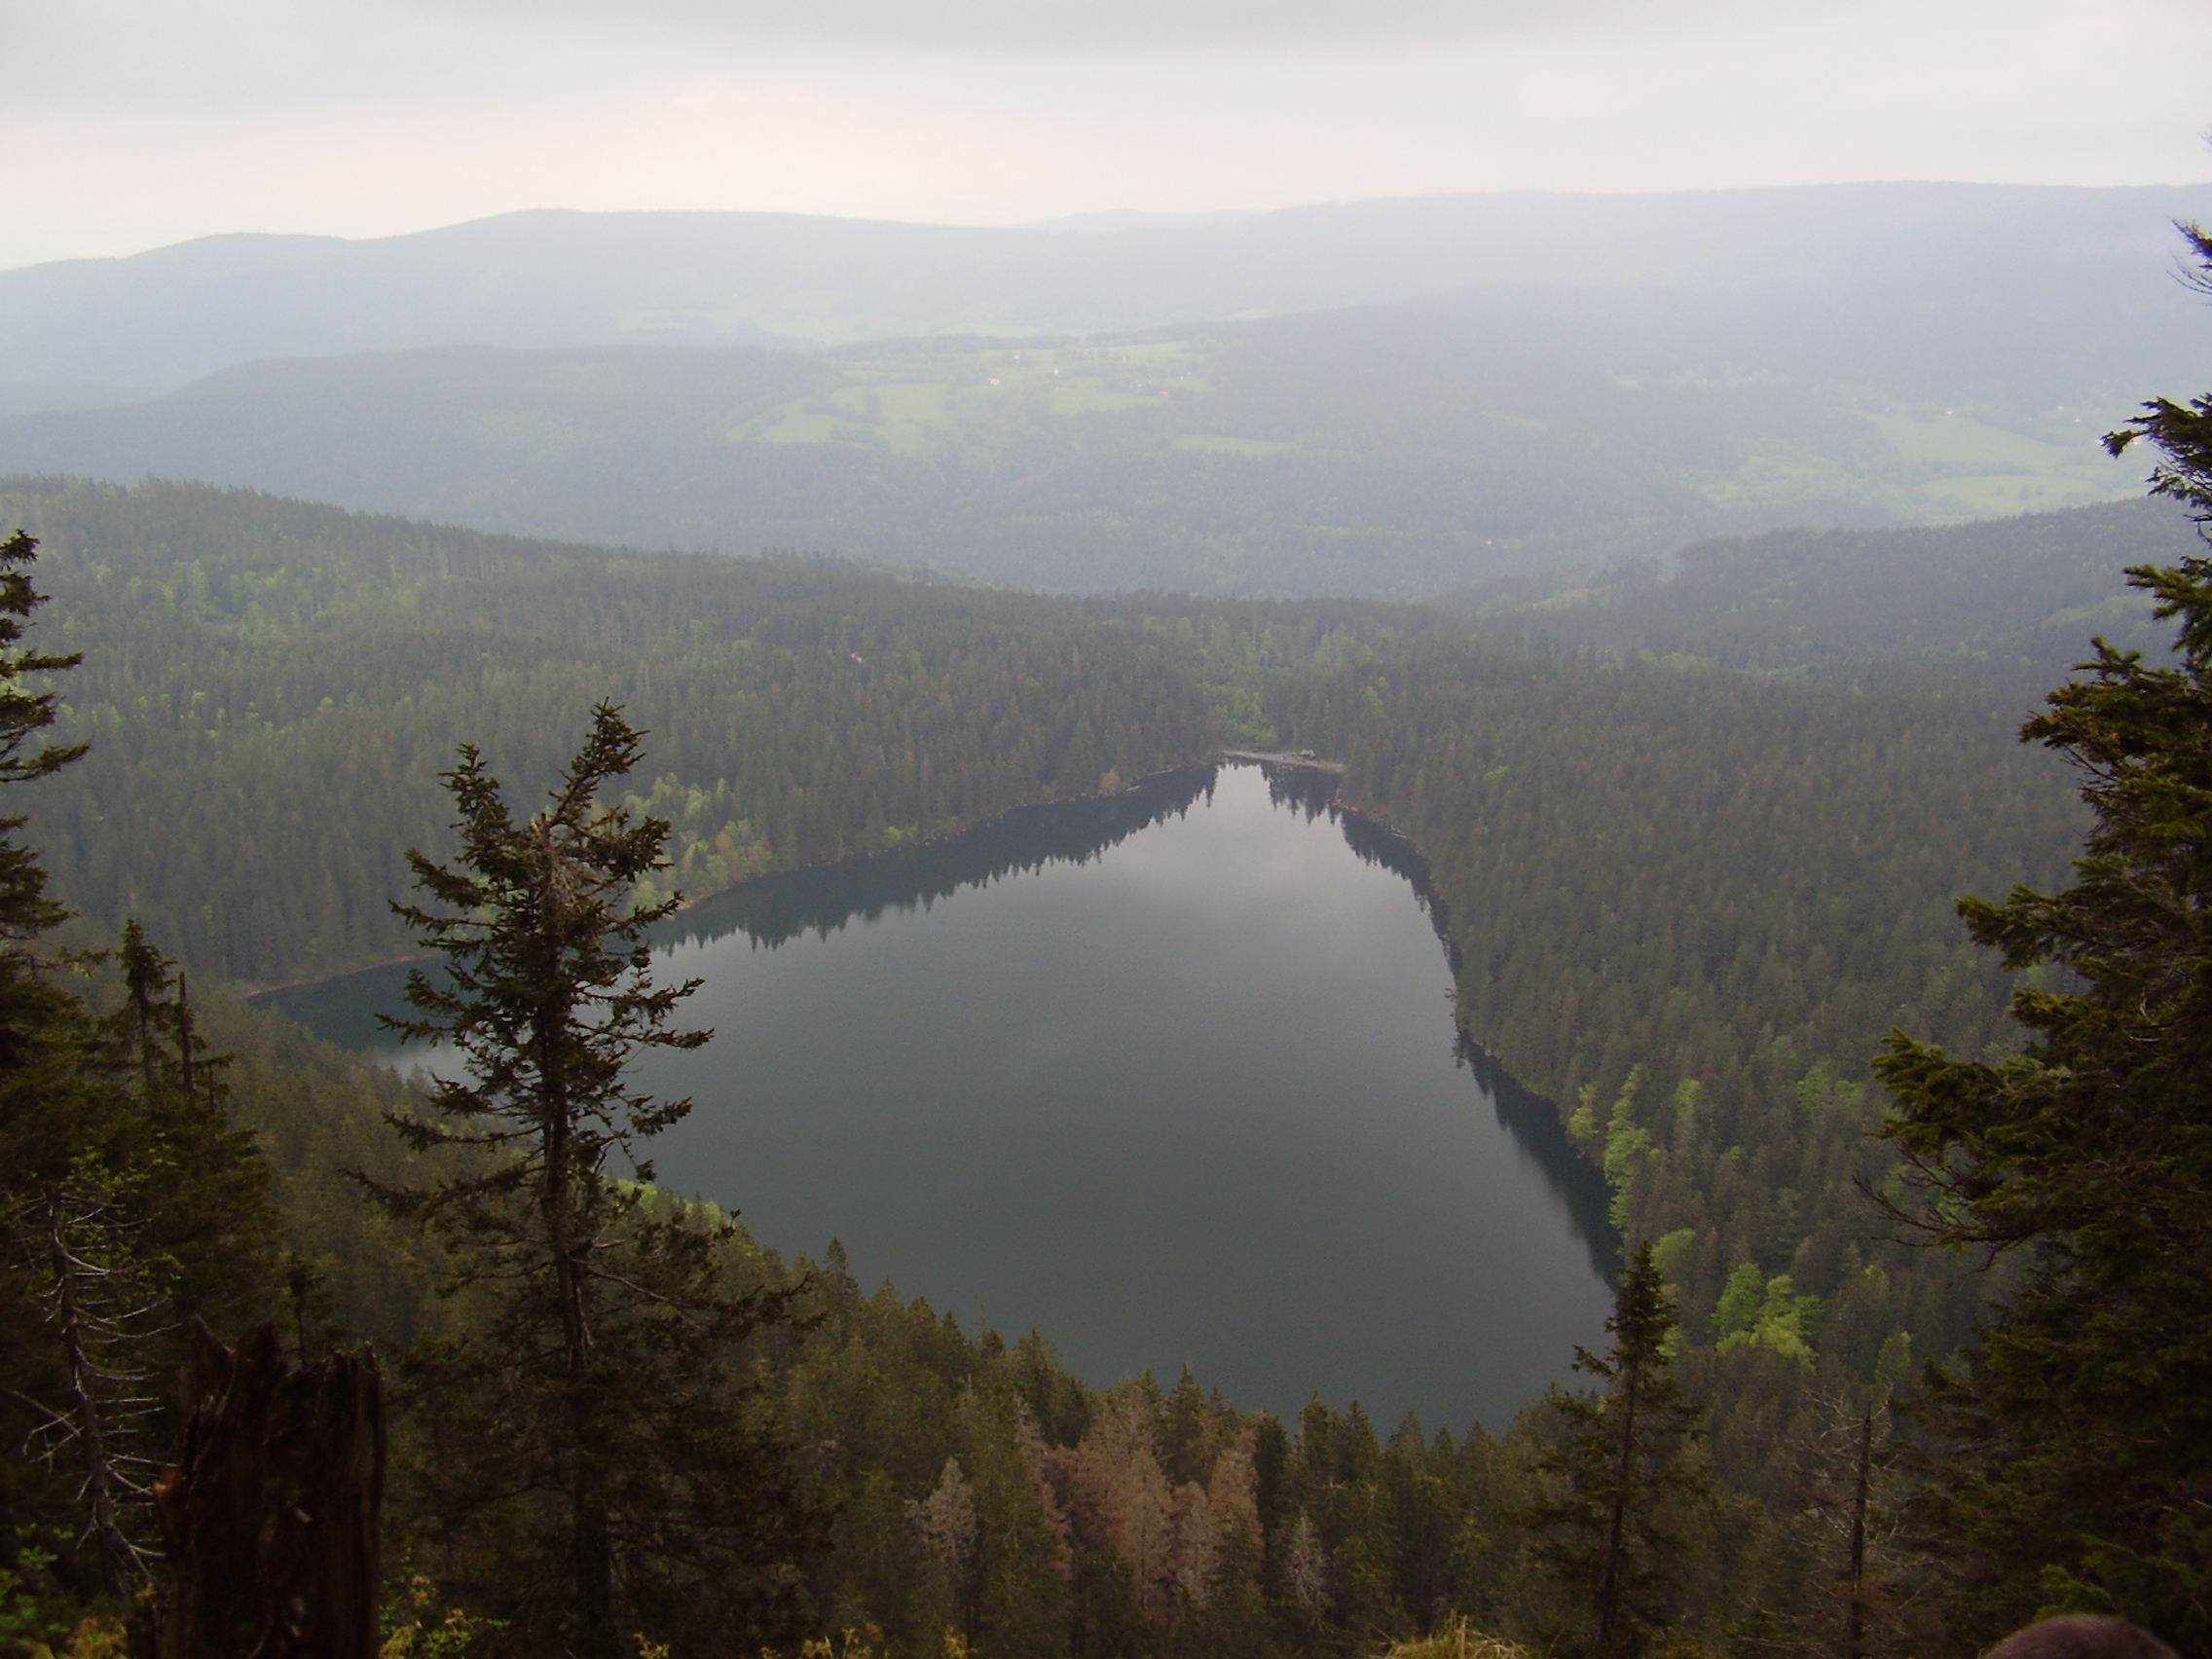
[7,230,2212,1658]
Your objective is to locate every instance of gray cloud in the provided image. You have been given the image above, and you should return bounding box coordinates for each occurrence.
[2,0,2203,273]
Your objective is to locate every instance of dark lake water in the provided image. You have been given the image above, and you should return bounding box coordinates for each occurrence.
[262,762,1614,1433]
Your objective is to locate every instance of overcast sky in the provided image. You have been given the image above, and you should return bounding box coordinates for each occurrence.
[3,0,2207,271]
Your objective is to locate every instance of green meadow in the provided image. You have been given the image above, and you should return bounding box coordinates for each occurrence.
[720,329,2137,535]
[728,338,1235,457]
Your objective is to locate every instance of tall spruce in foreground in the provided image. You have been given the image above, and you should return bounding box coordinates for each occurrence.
[1875,221,2212,1655]
[1520,1241,1707,1659]
[374,701,820,1659]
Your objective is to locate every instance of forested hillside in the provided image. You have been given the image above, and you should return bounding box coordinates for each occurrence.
[0,271,2170,597]
[1275,639,2073,1308]
[0,467,2143,1657]
[8,149,2212,1656]
[8,476,1398,982]
[9,473,2088,1380]
[181,983,1692,1659]
[1480,496,2195,678]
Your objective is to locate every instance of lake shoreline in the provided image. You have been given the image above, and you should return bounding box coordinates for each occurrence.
[239,747,1597,1217]
[244,751,1333,1001]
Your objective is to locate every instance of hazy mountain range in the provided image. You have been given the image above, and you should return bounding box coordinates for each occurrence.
[1,181,2207,596]
[8,181,2209,401]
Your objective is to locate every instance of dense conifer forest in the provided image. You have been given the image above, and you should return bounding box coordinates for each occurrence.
[3,257,2211,1656]
[1465,498,2196,681]
[3,475,1379,983]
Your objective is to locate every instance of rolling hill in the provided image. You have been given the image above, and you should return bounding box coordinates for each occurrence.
[3,180,2208,400]
[0,277,2174,597]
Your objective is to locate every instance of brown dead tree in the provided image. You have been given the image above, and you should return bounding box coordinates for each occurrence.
[153,1321,385,1659]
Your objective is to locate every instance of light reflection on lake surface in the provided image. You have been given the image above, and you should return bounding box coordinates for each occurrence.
[261,762,1613,1431]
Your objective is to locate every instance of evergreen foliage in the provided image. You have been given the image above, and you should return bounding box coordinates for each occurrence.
[0,536,284,1646]
[372,704,821,1659]
[0,527,87,1101]
[1266,637,2074,1372]
[1519,1243,1708,1658]
[0,472,2111,1649]
[1479,498,2194,682]
[0,456,2174,1654]
[8,477,1353,983]
[1874,222,2212,1656]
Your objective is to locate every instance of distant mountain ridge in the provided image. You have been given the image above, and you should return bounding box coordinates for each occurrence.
[5,180,2207,598]
[0,268,2181,597]
[5,181,2211,400]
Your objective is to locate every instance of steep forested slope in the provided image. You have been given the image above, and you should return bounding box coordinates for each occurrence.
[1276,643,2075,1286]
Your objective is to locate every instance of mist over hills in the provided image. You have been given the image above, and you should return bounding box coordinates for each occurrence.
[1473,497,2195,679]
[4,180,2210,401]
[0,274,2173,597]
[9,7,2212,1619]
[1,180,2205,596]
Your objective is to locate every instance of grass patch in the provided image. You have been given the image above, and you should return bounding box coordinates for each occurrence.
[1171,433,1295,457]
[1868,409,2082,468]
[724,336,1216,453]
[738,410,844,446]
[1051,385,1167,415]
[1919,470,2123,516]
[1379,1621,1530,1659]
[1696,402,2136,525]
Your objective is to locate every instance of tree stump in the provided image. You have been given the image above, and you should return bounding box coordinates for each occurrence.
[154,1321,385,1659]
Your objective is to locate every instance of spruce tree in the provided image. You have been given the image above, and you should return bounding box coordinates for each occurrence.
[0,530,125,1631]
[1875,221,2212,1654]
[0,529,84,947]
[1520,1241,1707,1659]
[374,701,820,1659]
[0,529,88,1185]
[0,533,282,1638]
[10,923,285,1609]
[99,920,282,1331]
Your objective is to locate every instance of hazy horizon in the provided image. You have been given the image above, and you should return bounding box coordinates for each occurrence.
[8,0,2210,271]
[16,173,2212,278]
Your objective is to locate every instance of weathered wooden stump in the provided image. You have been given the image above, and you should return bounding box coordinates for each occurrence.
[154,1321,385,1659]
